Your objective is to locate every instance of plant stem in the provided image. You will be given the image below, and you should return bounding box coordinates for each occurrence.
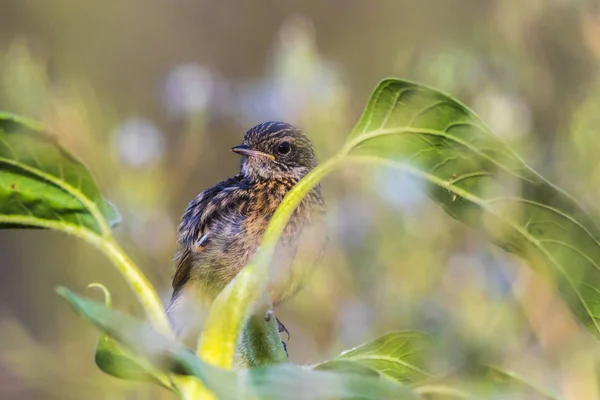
[0,214,172,337]
[175,377,216,400]
[85,235,215,397]
[81,232,172,337]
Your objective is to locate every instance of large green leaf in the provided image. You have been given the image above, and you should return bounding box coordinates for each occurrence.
[0,112,170,335]
[344,79,600,335]
[87,284,157,383]
[313,333,560,400]
[476,365,559,400]
[57,287,421,400]
[0,112,120,236]
[314,332,433,385]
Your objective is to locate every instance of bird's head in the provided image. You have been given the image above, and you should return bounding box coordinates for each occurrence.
[232,121,317,182]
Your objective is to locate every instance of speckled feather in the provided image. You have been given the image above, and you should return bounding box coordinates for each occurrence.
[167,122,327,338]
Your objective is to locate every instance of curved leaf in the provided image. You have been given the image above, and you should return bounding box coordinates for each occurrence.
[57,287,421,400]
[95,330,157,382]
[314,360,382,379]
[58,287,180,390]
[344,79,600,336]
[0,112,120,236]
[408,364,562,399]
[314,333,559,399]
[0,112,170,335]
[87,283,155,382]
[315,331,433,384]
[231,364,420,400]
[477,365,559,400]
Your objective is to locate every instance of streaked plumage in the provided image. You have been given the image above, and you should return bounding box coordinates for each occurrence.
[167,121,327,345]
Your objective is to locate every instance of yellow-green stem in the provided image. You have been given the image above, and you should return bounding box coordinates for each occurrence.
[175,377,215,400]
[88,236,173,336]
[0,215,172,337]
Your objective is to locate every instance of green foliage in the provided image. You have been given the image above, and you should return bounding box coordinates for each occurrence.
[2,78,598,398]
[346,79,600,337]
[315,331,432,384]
[477,365,560,400]
[88,283,158,383]
[58,287,420,400]
[0,112,120,234]
[0,112,171,335]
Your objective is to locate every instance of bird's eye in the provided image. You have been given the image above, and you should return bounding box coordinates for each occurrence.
[277,141,292,155]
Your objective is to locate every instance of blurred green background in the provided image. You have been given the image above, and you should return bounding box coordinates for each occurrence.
[2,1,600,399]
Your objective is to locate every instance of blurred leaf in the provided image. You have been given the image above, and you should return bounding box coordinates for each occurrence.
[0,112,120,236]
[57,287,421,399]
[232,364,421,400]
[314,360,382,379]
[95,332,158,382]
[344,79,600,337]
[1,41,50,118]
[410,365,560,400]
[414,379,557,400]
[58,286,181,390]
[312,334,559,399]
[477,365,559,400]
[87,283,157,383]
[314,331,432,384]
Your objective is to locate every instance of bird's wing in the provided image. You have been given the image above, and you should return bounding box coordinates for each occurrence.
[172,175,248,291]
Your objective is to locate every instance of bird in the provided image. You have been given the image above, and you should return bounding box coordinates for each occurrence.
[167,121,327,348]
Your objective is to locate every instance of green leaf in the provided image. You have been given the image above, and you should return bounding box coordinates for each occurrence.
[230,364,421,400]
[57,287,421,399]
[314,360,382,379]
[413,374,559,400]
[58,286,180,390]
[0,112,120,236]
[314,332,433,384]
[87,283,155,383]
[477,365,559,400]
[314,334,559,399]
[344,79,600,336]
[0,112,170,336]
[95,332,157,382]
[409,364,561,399]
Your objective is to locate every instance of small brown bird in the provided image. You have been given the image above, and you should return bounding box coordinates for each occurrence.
[167,121,327,346]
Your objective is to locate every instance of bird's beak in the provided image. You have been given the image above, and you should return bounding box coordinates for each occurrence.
[231,144,275,160]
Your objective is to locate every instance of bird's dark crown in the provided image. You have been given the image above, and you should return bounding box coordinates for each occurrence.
[236,121,317,182]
